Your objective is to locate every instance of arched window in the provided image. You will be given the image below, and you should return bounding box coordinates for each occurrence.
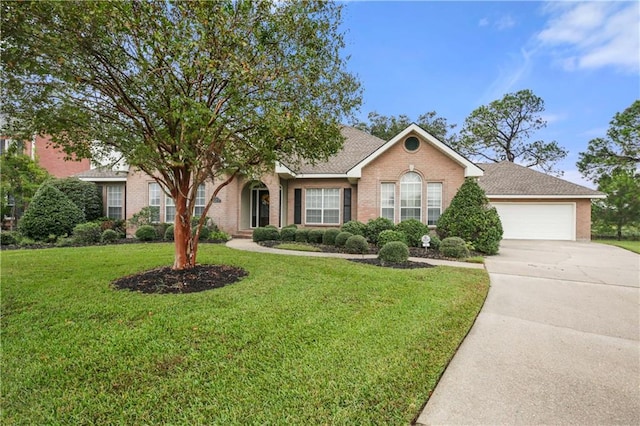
[400,172,422,221]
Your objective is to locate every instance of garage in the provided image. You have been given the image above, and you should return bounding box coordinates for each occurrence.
[491,202,575,240]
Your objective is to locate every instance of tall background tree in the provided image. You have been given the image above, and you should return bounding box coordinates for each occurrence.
[2,0,361,269]
[352,111,457,144]
[454,89,568,175]
[577,100,640,181]
[577,100,640,240]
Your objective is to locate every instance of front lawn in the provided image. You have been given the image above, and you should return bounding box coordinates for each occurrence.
[1,243,489,424]
[596,239,640,254]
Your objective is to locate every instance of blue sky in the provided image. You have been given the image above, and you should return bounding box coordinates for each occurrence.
[339,1,640,187]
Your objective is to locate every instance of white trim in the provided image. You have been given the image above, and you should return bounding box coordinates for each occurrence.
[487,194,605,199]
[78,177,127,182]
[347,123,483,179]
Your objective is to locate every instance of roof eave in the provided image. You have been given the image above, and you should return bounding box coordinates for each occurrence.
[486,194,606,199]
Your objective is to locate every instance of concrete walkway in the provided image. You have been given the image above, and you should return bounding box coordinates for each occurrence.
[225,238,484,269]
[416,240,640,425]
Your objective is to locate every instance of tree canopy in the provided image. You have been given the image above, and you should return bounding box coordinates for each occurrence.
[454,89,568,175]
[352,111,457,144]
[592,169,640,240]
[577,100,640,182]
[2,0,361,269]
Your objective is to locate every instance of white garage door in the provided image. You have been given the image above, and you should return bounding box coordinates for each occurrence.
[492,203,576,240]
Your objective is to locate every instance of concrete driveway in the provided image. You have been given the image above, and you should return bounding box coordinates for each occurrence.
[417,240,639,425]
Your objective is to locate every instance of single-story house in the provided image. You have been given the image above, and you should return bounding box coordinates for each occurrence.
[77,123,604,241]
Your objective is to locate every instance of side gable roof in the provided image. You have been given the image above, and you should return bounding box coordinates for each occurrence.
[347,123,483,178]
[477,161,605,198]
[75,166,128,182]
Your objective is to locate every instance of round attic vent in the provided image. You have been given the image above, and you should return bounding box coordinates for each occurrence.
[404,136,420,151]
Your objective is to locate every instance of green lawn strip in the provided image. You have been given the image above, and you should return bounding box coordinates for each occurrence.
[596,240,640,254]
[1,244,488,424]
[274,242,322,252]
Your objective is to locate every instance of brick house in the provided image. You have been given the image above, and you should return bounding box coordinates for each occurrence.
[116,123,604,241]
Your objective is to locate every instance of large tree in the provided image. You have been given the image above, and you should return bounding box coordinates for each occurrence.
[592,169,640,240]
[455,89,568,175]
[577,100,640,182]
[352,111,457,144]
[2,0,361,269]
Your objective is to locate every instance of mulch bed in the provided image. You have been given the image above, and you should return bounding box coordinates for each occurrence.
[112,264,248,294]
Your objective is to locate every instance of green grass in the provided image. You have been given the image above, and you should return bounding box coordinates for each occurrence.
[596,239,640,254]
[274,242,322,252]
[465,256,485,264]
[1,244,489,424]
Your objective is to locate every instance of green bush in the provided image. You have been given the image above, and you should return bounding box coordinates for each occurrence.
[341,220,366,236]
[253,226,280,242]
[308,229,325,244]
[18,183,85,241]
[49,177,103,221]
[396,219,430,247]
[440,237,469,259]
[280,227,297,242]
[0,231,18,245]
[428,234,441,251]
[436,178,503,255]
[55,236,76,247]
[345,235,369,254]
[195,226,211,241]
[378,241,410,264]
[209,231,231,242]
[283,224,297,229]
[165,225,175,241]
[377,229,408,247]
[365,217,395,244]
[101,229,119,244]
[135,225,159,241]
[322,228,341,245]
[295,229,309,243]
[72,222,102,245]
[335,231,353,247]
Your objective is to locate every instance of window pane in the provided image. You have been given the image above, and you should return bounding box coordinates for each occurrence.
[427,183,442,226]
[195,184,205,217]
[400,172,421,221]
[107,186,123,220]
[324,189,340,209]
[149,183,161,222]
[305,188,340,224]
[381,183,395,222]
[165,194,175,223]
[323,209,340,224]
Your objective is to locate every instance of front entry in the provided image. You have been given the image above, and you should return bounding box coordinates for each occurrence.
[251,188,270,228]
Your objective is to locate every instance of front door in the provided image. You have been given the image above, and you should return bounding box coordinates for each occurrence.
[251,188,270,228]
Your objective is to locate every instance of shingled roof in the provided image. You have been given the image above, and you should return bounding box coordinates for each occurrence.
[75,166,128,181]
[477,161,604,198]
[280,125,387,174]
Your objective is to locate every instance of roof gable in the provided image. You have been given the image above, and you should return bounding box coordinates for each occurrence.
[347,123,483,179]
[478,161,605,198]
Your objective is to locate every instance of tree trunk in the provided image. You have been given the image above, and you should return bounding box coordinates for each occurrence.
[172,188,194,270]
[617,223,622,241]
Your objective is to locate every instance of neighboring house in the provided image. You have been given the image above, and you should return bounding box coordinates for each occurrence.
[119,123,604,241]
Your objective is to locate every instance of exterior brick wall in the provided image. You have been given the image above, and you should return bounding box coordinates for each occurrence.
[29,135,91,178]
[356,131,466,224]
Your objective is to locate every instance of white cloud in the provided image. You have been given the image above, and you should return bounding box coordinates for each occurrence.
[496,14,516,30]
[540,112,566,124]
[478,17,489,27]
[537,2,640,73]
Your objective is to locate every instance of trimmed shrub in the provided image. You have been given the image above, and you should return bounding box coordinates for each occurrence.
[377,229,408,247]
[195,226,211,241]
[440,237,469,259]
[295,229,309,243]
[341,220,366,236]
[0,231,18,245]
[280,227,297,242]
[308,229,325,244]
[428,234,441,251]
[436,178,503,255]
[322,228,341,246]
[396,219,429,247]
[165,225,175,241]
[209,231,231,242]
[345,234,369,254]
[19,183,85,241]
[335,231,353,247]
[72,222,102,245]
[283,224,297,229]
[135,225,158,241]
[253,226,280,242]
[101,229,119,244]
[365,217,395,244]
[378,241,410,264]
[49,177,103,221]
